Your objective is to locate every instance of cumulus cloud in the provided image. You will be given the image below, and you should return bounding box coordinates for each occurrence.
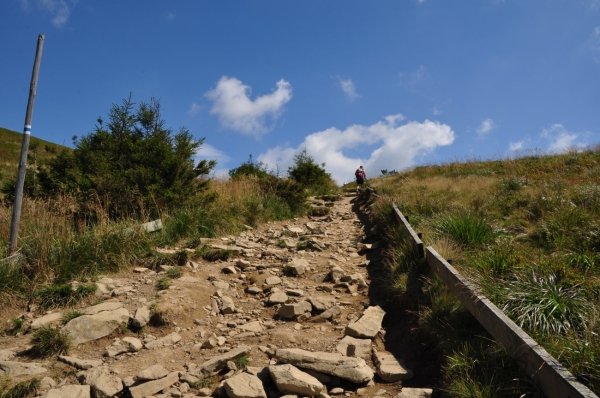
[588,26,600,64]
[509,141,524,151]
[188,102,203,116]
[258,115,455,184]
[22,0,78,28]
[205,76,292,137]
[337,77,360,101]
[477,118,495,137]
[541,124,586,152]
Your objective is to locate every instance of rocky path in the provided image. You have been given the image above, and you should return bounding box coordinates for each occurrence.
[0,193,434,398]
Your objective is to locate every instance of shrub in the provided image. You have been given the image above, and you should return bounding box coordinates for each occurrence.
[7,318,24,336]
[30,326,72,357]
[36,283,97,309]
[435,212,499,246]
[502,272,592,335]
[287,149,335,194]
[229,154,270,179]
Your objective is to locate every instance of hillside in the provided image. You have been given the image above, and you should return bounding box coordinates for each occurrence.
[365,146,600,395]
[0,126,68,181]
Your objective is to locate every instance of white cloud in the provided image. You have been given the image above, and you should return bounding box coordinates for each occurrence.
[195,143,230,166]
[541,124,586,152]
[258,115,454,184]
[188,102,203,116]
[477,118,495,137]
[167,12,176,21]
[588,26,600,64]
[205,76,292,137]
[509,141,524,151]
[337,77,361,101]
[33,0,78,28]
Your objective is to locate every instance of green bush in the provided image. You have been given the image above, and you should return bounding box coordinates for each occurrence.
[287,149,335,194]
[229,154,270,179]
[166,267,182,279]
[30,326,72,357]
[38,96,216,219]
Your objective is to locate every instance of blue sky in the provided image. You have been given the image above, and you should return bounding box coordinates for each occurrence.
[1,1,600,183]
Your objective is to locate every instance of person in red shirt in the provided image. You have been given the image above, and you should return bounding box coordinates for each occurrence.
[355,165,366,192]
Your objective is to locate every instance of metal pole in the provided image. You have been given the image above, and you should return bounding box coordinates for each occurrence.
[8,34,45,256]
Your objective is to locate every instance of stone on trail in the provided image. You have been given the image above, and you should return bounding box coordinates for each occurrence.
[61,308,129,346]
[396,388,433,398]
[221,296,236,314]
[275,348,374,384]
[222,265,237,274]
[91,373,123,398]
[268,291,288,305]
[372,351,413,382]
[58,355,102,370]
[269,364,323,397]
[336,336,372,360]
[0,349,15,361]
[77,366,109,385]
[41,385,90,398]
[285,226,305,237]
[310,306,341,322]
[135,364,169,381]
[83,301,123,315]
[237,321,263,333]
[307,297,334,312]
[144,332,182,350]
[0,361,47,376]
[246,286,262,295]
[265,276,282,286]
[131,306,151,328]
[193,345,251,377]
[287,258,309,276]
[329,267,345,282]
[105,337,143,357]
[278,301,312,319]
[345,306,386,339]
[30,312,63,330]
[223,372,267,398]
[128,371,179,398]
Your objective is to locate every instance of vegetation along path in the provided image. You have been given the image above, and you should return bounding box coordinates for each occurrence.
[0,192,437,398]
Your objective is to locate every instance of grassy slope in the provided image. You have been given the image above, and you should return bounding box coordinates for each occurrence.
[0,126,67,180]
[367,147,600,396]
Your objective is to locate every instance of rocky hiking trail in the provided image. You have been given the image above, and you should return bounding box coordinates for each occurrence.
[0,192,440,398]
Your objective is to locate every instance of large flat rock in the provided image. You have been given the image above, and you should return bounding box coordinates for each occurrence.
[336,336,372,360]
[223,372,267,398]
[0,361,47,376]
[61,308,129,346]
[275,348,374,383]
[397,388,433,398]
[269,364,323,396]
[373,351,413,382]
[41,385,90,398]
[345,306,385,339]
[30,312,63,330]
[83,301,123,315]
[128,371,179,398]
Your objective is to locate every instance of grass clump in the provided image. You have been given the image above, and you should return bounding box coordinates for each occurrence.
[30,325,72,357]
[156,277,170,290]
[283,265,294,277]
[62,310,85,324]
[278,239,287,248]
[36,283,97,309]
[148,302,168,326]
[234,353,250,369]
[0,378,41,398]
[435,212,499,246]
[7,318,24,335]
[166,267,182,279]
[201,249,232,262]
[502,272,592,335]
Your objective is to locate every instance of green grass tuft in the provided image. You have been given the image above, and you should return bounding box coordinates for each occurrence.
[166,267,182,279]
[435,212,500,246]
[30,326,72,357]
[62,310,85,324]
[156,277,170,290]
[234,353,250,369]
[36,283,97,309]
[0,378,41,398]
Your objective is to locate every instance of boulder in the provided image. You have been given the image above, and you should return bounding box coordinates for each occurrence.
[275,348,374,383]
[336,336,372,360]
[105,337,142,357]
[91,374,123,398]
[265,276,282,286]
[58,355,102,370]
[83,301,123,315]
[345,306,385,339]
[221,296,235,314]
[269,364,323,396]
[131,306,151,328]
[396,388,433,398]
[192,345,251,377]
[268,292,288,305]
[222,265,237,274]
[77,366,109,385]
[30,312,63,330]
[39,377,56,390]
[329,267,344,282]
[223,372,267,398]
[41,385,90,398]
[128,371,179,398]
[246,286,262,295]
[144,332,181,350]
[135,364,169,381]
[0,361,47,376]
[278,301,312,319]
[61,308,129,346]
[372,351,413,382]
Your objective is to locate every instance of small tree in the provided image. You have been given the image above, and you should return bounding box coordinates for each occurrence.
[39,96,216,218]
[229,154,270,179]
[287,149,332,189]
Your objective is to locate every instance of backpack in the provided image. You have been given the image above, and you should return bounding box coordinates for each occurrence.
[355,169,363,179]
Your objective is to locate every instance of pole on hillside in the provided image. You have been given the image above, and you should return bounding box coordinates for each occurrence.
[8,34,45,256]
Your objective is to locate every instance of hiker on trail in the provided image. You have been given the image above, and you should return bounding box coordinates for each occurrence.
[355,165,366,192]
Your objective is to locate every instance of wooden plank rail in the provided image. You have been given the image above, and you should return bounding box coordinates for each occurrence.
[364,186,597,397]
